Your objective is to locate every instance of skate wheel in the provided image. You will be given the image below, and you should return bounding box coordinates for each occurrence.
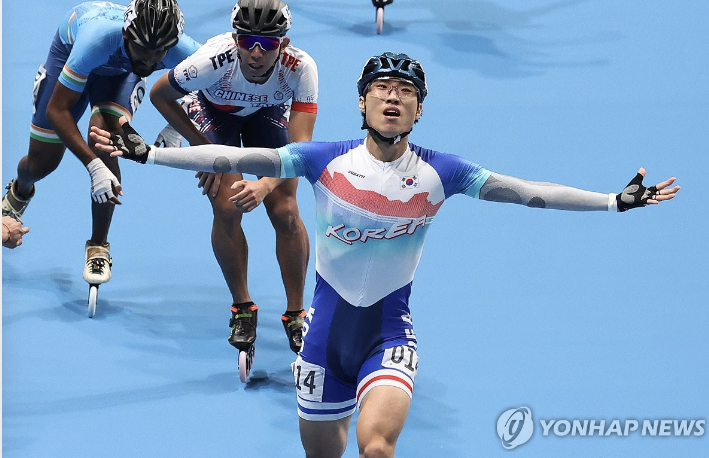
[376,7,384,34]
[88,285,99,318]
[238,345,255,383]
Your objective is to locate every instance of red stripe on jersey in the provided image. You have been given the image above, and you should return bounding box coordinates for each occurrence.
[319,170,443,218]
[292,101,318,113]
[356,374,413,402]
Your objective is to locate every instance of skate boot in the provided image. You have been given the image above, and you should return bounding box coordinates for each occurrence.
[228,302,258,352]
[83,241,112,284]
[2,180,35,223]
[281,309,306,354]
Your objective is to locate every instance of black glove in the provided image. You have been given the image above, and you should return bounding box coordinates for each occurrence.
[616,172,657,212]
[112,122,150,164]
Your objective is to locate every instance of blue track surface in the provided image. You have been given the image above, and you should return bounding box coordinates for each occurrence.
[3,1,708,456]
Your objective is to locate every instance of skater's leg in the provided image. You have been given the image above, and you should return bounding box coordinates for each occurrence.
[300,416,352,458]
[87,111,121,245]
[210,172,252,305]
[3,139,64,221]
[5,42,85,220]
[15,139,65,197]
[356,386,410,458]
[7,51,71,211]
[84,112,118,284]
[262,177,309,313]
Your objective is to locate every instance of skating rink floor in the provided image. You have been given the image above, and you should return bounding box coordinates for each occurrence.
[3,0,708,456]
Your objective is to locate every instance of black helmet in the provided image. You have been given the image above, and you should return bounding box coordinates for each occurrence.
[231,0,292,37]
[357,52,428,101]
[123,0,185,51]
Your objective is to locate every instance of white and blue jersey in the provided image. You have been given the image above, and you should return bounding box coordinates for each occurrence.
[31,1,200,142]
[278,140,491,420]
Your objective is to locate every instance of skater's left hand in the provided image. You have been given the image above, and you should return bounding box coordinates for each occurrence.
[615,168,680,212]
[229,178,275,212]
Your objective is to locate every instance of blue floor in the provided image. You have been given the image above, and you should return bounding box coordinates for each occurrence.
[3,1,708,457]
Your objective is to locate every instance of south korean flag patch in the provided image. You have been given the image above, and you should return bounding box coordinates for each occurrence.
[401,175,419,189]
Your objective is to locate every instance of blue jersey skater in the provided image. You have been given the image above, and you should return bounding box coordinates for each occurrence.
[31,1,200,143]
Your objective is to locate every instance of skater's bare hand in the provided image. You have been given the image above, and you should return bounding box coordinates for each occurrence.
[2,216,29,249]
[90,125,114,153]
[643,168,681,203]
[196,172,222,198]
[229,179,271,212]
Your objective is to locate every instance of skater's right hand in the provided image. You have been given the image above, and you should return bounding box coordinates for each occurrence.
[90,117,150,164]
[87,158,123,205]
[196,172,222,198]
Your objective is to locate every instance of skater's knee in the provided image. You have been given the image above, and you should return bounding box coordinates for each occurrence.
[300,417,350,458]
[18,160,57,184]
[303,439,348,458]
[212,197,244,225]
[359,438,395,458]
[22,140,65,181]
[265,197,301,232]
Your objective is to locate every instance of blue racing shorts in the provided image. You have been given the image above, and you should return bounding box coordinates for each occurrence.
[185,91,289,148]
[293,274,419,421]
[31,32,145,143]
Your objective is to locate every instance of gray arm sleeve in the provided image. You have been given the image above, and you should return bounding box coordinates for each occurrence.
[149,145,283,177]
[479,173,615,211]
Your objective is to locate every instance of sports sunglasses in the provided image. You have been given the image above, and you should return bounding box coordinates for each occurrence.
[236,34,282,51]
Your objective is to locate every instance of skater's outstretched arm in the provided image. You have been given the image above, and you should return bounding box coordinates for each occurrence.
[479,169,679,212]
[90,119,285,178]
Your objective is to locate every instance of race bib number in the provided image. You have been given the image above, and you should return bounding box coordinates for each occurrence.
[382,345,419,379]
[292,356,325,402]
[130,78,147,114]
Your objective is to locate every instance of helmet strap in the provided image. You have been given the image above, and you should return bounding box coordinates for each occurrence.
[362,123,411,146]
[361,110,411,145]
